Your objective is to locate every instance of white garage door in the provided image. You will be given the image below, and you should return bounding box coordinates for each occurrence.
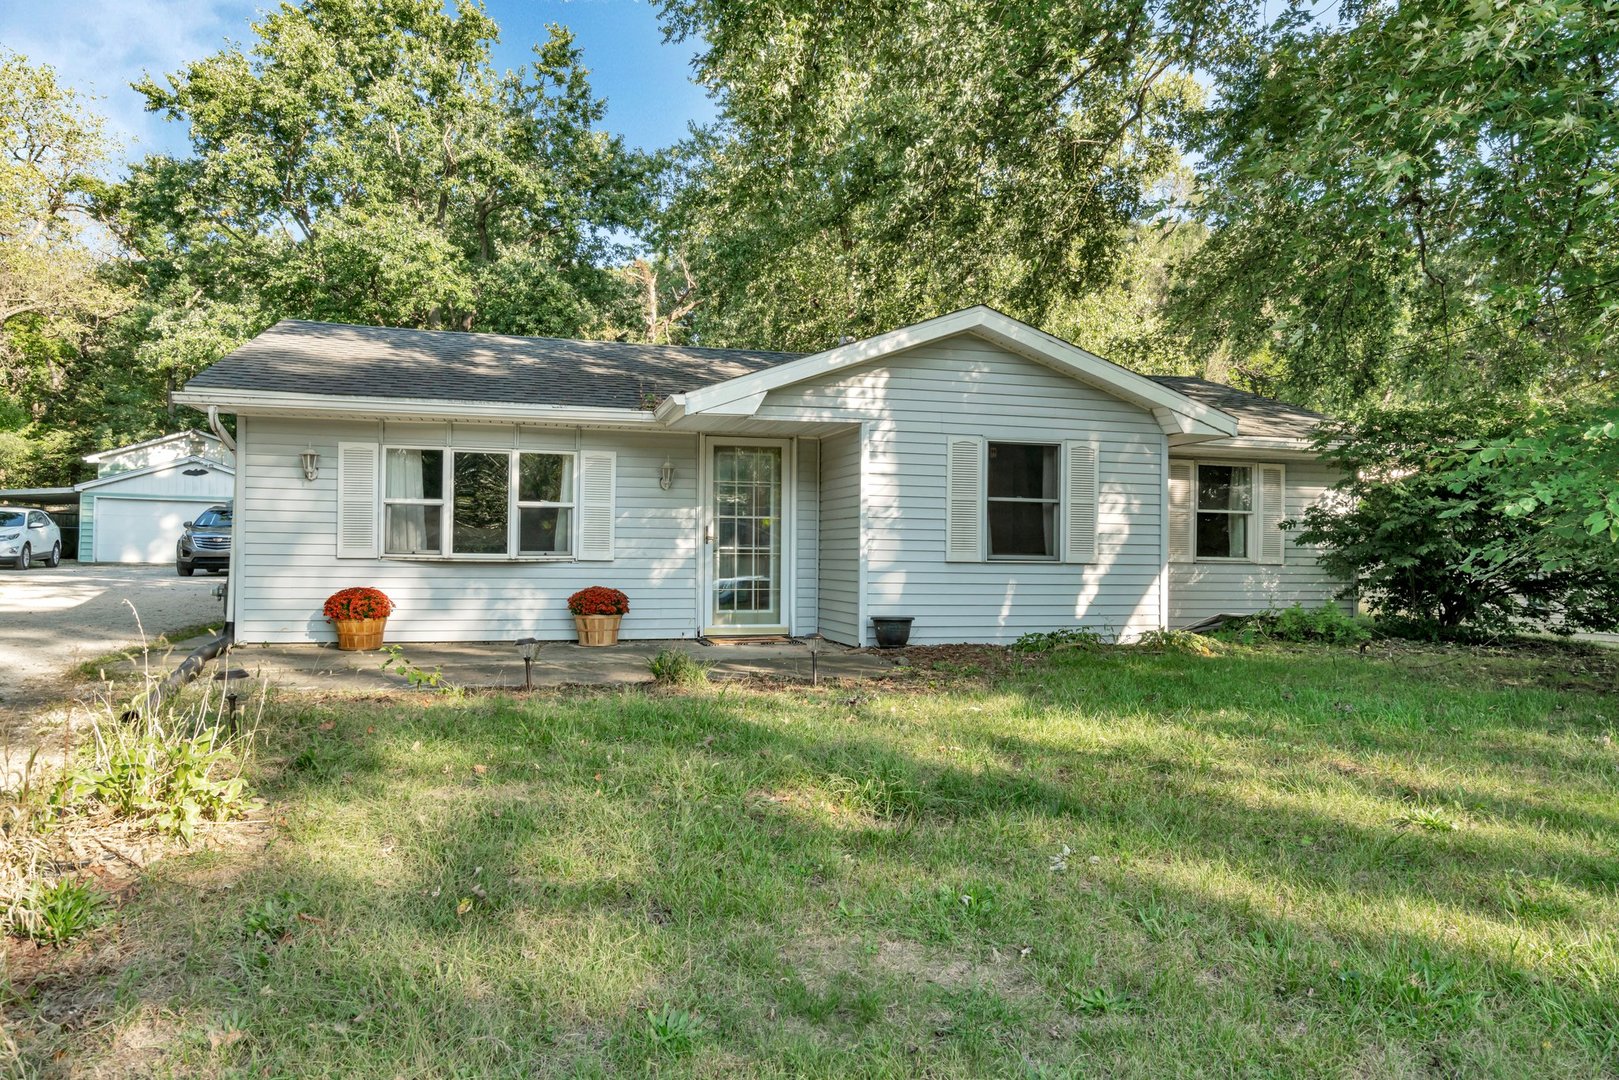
[94,499,201,564]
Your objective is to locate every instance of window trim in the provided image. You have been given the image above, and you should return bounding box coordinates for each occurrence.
[380,446,578,562]
[1192,461,1256,563]
[985,440,1062,562]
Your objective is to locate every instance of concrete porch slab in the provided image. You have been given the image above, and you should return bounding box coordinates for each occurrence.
[212,638,896,695]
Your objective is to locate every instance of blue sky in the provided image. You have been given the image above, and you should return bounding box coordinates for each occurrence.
[0,0,714,167]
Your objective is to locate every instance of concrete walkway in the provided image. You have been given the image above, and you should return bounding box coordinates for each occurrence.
[210,638,896,695]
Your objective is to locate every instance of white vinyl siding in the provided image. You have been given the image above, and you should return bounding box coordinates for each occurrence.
[795,437,820,636]
[233,418,706,643]
[817,428,863,646]
[1167,457,1352,626]
[759,333,1166,645]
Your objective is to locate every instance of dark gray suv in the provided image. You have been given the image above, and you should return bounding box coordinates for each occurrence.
[176,504,231,576]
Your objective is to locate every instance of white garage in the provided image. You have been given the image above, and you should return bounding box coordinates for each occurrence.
[77,434,235,564]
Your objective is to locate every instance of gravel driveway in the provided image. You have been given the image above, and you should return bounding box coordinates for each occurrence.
[0,563,227,719]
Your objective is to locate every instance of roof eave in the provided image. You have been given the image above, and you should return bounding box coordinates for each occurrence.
[174,387,661,427]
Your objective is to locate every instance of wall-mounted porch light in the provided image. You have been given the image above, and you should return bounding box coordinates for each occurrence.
[659,457,675,490]
[300,447,320,482]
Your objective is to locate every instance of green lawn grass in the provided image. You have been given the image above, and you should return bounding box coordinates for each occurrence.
[13,642,1619,1077]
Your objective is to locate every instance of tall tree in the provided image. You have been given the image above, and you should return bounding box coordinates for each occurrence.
[102,0,650,393]
[1174,0,1619,410]
[0,49,132,486]
[656,0,1255,351]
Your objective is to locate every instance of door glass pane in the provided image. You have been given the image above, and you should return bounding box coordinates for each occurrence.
[711,446,783,628]
[453,452,509,555]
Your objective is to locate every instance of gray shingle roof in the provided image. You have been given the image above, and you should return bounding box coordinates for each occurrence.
[186,320,1326,439]
[184,320,805,411]
[1147,375,1327,440]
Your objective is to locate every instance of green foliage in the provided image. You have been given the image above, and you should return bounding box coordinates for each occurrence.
[643,1004,708,1056]
[55,722,252,844]
[655,0,1252,351]
[16,878,104,946]
[1012,627,1106,654]
[1218,604,1370,646]
[0,51,135,487]
[1293,406,1619,640]
[116,1,647,347]
[1450,403,1619,571]
[241,890,310,945]
[826,757,927,820]
[1176,0,1619,409]
[646,649,711,686]
[379,645,454,692]
[1133,629,1221,655]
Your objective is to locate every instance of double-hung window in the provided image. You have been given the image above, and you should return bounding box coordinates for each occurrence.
[382,447,575,558]
[1194,464,1252,559]
[986,442,1060,559]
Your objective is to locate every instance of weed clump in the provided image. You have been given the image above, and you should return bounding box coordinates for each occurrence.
[647,649,711,686]
[1218,603,1371,645]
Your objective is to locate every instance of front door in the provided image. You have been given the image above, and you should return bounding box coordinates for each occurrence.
[706,442,788,634]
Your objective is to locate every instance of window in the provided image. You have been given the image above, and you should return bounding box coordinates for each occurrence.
[517,453,573,555]
[1195,464,1252,559]
[986,442,1059,559]
[194,507,232,528]
[27,512,46,528]
[384,449,445,555]
[382,448,574,558]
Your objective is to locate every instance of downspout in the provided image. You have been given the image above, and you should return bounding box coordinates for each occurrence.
[123,627,234,720]
[206,405,236,452]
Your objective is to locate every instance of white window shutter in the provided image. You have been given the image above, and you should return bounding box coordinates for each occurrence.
[1167,460,1193,562]
[945,435,984,562]
[1063,441,1097,563]
[1259,463,1287,565]
[336,442,379,559]
[577,450,616,561]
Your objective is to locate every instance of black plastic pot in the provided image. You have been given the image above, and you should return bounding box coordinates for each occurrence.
[871,616,915,649]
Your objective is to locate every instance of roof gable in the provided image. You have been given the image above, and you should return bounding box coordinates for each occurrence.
[663,307,1239,439]
[75,455,235,492]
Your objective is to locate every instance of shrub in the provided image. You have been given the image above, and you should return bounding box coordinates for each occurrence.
[1293,405,1619,641]
[1219,604,1370,646]
[568,586,629,616]
[647,649,710,685]
[1012,627,1105,654]
[323,587,396,621]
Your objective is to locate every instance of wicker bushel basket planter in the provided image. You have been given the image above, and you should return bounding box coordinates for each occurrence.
[334,617,388,652]
[574,614,622,647]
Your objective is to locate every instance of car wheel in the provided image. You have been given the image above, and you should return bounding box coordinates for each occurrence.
[47,541,60,567]
[177,559,194,577]
[14,544,29,571]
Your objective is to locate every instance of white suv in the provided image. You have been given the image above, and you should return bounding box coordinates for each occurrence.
[0,507,63,570]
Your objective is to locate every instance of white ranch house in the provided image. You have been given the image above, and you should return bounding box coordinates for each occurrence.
[175,307,1348,646]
